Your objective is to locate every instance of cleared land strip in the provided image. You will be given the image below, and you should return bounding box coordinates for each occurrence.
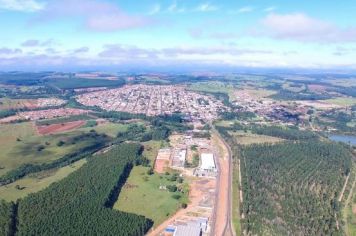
[339,174,350,202]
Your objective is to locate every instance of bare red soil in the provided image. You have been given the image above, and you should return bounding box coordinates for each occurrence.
[154,159,169,173]
[37,120,86,135]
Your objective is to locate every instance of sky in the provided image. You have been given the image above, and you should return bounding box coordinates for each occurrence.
[0,0,356,71]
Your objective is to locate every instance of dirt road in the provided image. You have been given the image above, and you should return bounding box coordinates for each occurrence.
[211,129,235,236]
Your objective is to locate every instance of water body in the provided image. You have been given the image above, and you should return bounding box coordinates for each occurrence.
[329,134,356,146]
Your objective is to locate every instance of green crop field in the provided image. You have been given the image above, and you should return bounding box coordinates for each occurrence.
[0,122,100,177]
[113,166,186,227]
[0,159,86,201]
[189,81,235,101]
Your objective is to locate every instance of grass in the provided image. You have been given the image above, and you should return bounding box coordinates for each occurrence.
[232,160,241,235]
[343,164,356,236]
[78,122,129,138]
[325,97,356,106]
[36,114,93,126]
[113,166,185,227]
[0,98,34,110]
[230,131,284,145]
[0,122,99,177]
[142,140,169,163]
[0,159,87,202]
[242,88,277,98]
[189,81,235,101]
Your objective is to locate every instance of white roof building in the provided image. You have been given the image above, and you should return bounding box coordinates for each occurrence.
[200,153,216,172]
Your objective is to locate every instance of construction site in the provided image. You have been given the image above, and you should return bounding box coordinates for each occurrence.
[150,130,221,236]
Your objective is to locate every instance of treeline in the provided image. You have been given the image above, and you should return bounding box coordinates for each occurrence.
[250,125,318,140]
[270,89,331,101]
[239,141,351,235]
[0,110,16,119]
[216,124,318,141]
[16,143,153,235]
[0,132,110,186]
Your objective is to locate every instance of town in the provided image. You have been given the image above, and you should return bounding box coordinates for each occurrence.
[76,84,229,121]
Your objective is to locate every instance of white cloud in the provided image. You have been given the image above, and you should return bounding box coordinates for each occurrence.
[0,0,45,12]
[167,1,185,13]
[263,6,276,12]
[238,6,253,13]
[148,3,160,15]
[35,0,150,32]
[261,13,356,43]
[195,3,218,12]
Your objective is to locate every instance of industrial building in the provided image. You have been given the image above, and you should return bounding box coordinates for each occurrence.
[200,153,216,172]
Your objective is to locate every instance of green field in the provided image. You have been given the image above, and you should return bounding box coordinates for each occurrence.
[0,98,33,110]
[0,122,100,177]
[35,114,93,126]
[79,122,129,137]
[325,97,356,106]
[142,140,169,163]
[0,159,86,201]
[230,131,284,145]
[232,161,241,235]
[189,81,235,101]
[113,166,186,227]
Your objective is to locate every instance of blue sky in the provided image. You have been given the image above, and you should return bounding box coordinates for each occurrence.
[0,0,356,71]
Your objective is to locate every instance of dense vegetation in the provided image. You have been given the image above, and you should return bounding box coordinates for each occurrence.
[239,141,351,235]
[318,110,356,134]
[0,200,14,236]
[250,125,318,140]
[270,89,331,101]
[215,124,352,235]
[0,110,16,119]
[16,143,153,235]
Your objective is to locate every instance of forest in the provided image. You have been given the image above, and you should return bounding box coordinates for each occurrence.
[15,143,153,235]
[0,200,14,236]
[239,141,351,235]
[215,124,353,235]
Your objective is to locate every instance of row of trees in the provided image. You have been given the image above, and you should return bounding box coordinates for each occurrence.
[16,143,153,235]
[250,125,318,140]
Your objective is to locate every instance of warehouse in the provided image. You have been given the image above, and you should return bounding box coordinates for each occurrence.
[200,153,216,172]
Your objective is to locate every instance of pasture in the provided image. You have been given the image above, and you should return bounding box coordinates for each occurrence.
[230,131,284,145]
[113,166,184,227]
[0,159,86,201]
[325,97,356,106]
[189,81,235,101]
[0,122,101,177]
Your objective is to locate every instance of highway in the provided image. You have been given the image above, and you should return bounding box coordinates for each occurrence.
[211,127,236,236]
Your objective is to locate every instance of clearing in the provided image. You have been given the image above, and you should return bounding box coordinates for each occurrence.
[113,166,186,227]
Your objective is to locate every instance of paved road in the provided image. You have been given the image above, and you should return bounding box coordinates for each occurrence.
[212,127,235,236]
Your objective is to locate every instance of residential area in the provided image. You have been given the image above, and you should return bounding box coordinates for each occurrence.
[76,85,229,121]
